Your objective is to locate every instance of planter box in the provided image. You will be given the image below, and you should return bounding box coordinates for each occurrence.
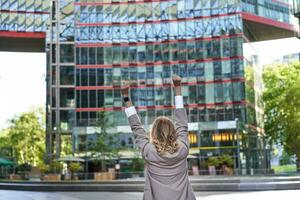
[94,172,115,181]
[43,174,61,181]
[9,174,22,180]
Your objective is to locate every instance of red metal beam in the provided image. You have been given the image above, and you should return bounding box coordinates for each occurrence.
[241,12,295,31]
[76,12,241,27]
[76,56,244,69]
[75,78,245,91]
[0,31,46,39]
[76,33,243,48]
[75,0,176,6]
[0,10,49,14]
[75,101,247,112]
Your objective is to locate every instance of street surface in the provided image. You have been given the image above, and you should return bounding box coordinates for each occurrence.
[0,190,300,200]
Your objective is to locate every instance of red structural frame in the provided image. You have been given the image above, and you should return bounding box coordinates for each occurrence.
[75,78,245,91]
[76,12,241,27]
[0,10,49,14]
[241,12,295,31]
[75,100,247,112]
[76,56,244,69]
[75,0,290,6]
[76,33,243,48]
[75,0,176,6]
[0,31,46,38]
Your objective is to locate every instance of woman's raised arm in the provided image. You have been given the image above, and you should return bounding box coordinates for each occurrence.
[172,75,190,149]
[121,83,150,157]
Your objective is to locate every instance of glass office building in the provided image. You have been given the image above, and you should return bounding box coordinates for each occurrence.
[0,0,50,52]
[43,0,297,173]
[293,0,300,15]
[0,0,49,32]
[292,0,300,29]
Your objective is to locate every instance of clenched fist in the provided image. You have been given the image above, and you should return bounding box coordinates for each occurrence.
[172,75,181,87]
[121,81,131,97]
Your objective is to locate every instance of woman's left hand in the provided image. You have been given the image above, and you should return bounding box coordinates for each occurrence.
[121,82,130,97]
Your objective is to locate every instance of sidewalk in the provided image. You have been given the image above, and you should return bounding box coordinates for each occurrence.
[0,176,300,192]
[1,190,300,200]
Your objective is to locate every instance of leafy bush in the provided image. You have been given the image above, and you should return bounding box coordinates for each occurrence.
[207,155,234,168]
[69,162,83,173]
[49,162,63,174]
[38,163,50,174]
[132,158,144,172]
[17,163,32,173]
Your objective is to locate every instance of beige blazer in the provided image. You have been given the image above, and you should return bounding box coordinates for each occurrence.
[127,108,196,200]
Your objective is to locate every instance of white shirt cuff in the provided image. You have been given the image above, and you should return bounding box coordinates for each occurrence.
[175,96,184,108]
[125,106,137,117]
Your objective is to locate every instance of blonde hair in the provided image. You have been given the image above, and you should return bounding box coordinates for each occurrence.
[150,116,179,155]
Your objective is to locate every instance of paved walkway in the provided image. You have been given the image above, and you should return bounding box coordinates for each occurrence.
[0,190,300,200]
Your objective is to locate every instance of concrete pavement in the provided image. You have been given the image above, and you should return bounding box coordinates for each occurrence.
[0,190,300,200]
[1,176,300,192]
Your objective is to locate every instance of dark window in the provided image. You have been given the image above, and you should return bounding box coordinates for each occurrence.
[52,88,56,107]
[89,69,96,86]
[52,65,56,85]
[60,88,75,107]
[97,47,104,64]
[52,44,56,63]
[60,66,74,85]
[81,69,88,86]
[81,91,88,108]
[213,61,222,80]
[60,44,74,63]
[89,47,96,64]
[80,47,88,64]
[97,68,104,85]
[90,90,97,108]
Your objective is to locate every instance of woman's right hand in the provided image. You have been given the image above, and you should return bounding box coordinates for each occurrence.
[172,75,182,96]
[172,75,181,87]
[121,84,130,97]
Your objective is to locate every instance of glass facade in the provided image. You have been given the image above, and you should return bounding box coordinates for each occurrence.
[46,0,75,159]
[0,0,49,32]
[71,0,249,173]
[241,0,290,23]
[44,0,294,173]
[0,0,294,173]
[74,0,245,126]
[292,0,300,25]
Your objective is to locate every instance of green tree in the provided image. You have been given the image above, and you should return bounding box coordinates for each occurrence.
[1,108,45,166]
[91,111,119,171]
[0,129,11,157]
[262,62,300,171]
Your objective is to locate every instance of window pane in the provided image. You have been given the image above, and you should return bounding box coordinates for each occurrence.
[60,66,74,85]
[60,44,74,63]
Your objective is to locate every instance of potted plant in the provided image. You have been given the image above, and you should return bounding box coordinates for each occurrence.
[38,163,50,180]
[219,155,234,175]
[43,162,62,181]
[69,162,83,180]
[206,157,220,175]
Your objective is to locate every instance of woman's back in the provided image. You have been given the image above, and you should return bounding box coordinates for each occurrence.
[122,75,196,200]
[143,142,195,200]
[126,107,196,200]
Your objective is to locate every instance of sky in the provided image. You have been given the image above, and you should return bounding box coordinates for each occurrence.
[243,37,300,65]
[0,38,299,130]
[0,52,46,129]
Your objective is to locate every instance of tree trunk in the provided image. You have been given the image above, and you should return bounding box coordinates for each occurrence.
[101,160,106,172]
